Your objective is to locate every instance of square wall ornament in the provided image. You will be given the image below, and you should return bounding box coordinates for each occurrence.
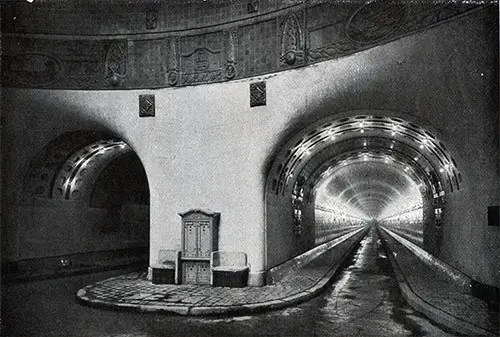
[250,81,266,107]
[139,94,155,117]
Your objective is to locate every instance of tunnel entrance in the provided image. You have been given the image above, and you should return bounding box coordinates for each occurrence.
[9,131,150,280]
[265,114,461,271]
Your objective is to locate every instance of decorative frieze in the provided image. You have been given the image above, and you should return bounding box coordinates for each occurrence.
[0,3,486,89]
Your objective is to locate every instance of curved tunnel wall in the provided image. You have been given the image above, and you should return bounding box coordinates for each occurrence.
[264,114,453,269]
[1,6,498,286]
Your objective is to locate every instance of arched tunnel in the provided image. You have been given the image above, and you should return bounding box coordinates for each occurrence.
[265,114,456,268]
[12,131,150,276]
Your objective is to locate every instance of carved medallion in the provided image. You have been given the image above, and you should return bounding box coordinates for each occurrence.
[225,64,236,79]
[7,52,61,86]
[347,1,407,43]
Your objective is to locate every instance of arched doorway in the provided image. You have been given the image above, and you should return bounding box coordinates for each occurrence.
[7,131,150,280]
[265,114,461,270]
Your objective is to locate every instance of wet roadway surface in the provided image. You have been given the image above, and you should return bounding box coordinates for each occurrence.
[2,228,461,337]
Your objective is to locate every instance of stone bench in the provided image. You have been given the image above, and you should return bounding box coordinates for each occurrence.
[210,251,249,287]
[150,249,181,284]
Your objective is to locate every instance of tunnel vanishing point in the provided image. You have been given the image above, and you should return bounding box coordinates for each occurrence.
[1,0,498,301]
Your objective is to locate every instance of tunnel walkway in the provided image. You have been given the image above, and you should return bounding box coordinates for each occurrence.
[379,226,499,336]
[3,226,471,337]
[309,225,462,336]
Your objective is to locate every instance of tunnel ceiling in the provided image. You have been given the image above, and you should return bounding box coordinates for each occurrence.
[315,160,422,220]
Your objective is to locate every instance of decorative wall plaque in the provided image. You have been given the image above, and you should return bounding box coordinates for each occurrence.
[180,32,224,85]
[250,81,266,107]
[139,94,155,117]
[105,41,127,86]
[280,12,304,67]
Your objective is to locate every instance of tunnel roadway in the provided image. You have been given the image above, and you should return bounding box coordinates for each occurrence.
[2,227,462,337]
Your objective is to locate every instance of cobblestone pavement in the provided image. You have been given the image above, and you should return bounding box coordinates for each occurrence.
[76,245,354,314]
[76,225,498,336]
[379,228,499,336]
[77,232,366,316]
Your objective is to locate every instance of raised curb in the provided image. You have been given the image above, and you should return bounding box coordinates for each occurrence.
[378,227,498,337]
[76,227,369,316]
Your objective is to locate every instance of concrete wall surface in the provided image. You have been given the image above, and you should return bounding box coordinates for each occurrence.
[1,8,498,286]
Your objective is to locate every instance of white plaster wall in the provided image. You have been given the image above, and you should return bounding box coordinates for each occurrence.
[2,9,498,286]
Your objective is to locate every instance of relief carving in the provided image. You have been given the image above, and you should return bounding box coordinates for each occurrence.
[280,12,305,67]
[167,36,180,86]
[0,4,481,90]
[225,29,238,79]
[308,40,357,62]
[105,41,127,86]
[180,32,223,85]
[346,1,407,43]
[6,52,61,86]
